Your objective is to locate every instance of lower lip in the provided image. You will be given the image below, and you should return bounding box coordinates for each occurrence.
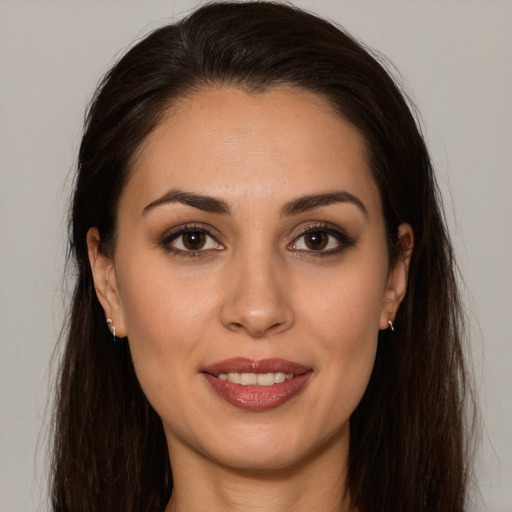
[203,372,312,411]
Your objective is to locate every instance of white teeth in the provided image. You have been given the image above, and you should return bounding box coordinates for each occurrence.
[240,373,258,385]
[274,372,286,384]
[216,372,295,386]
[256,372,275,386]
[227,372,241,384]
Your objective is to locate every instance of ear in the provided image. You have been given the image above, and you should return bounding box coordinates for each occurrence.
[86,227,127,337]
[379,223,414,330]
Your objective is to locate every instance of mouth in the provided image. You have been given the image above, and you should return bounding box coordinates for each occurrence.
[201,358,312,411]
[216,371,295,386]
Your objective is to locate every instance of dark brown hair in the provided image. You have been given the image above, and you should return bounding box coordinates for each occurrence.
[51,2,475,511]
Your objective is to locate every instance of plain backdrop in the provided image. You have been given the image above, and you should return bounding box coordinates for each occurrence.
[0,1,511,511]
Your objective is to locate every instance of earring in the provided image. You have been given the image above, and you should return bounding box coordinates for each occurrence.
[106,318,116,341]
[388,320,395,332]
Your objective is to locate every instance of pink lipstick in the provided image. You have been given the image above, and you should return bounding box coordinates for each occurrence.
[202,357,312,411]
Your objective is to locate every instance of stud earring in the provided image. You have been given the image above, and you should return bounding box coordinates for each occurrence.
[106,318,116,341]
[388,320,395,332]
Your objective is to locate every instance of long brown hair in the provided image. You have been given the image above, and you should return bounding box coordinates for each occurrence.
[51,2,476,511]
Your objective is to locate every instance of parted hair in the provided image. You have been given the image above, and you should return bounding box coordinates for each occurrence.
[51,2,475,511]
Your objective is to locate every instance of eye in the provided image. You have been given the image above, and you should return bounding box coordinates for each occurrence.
[161,225,224,255]
[303,231,331,251]
[289,225,354,255]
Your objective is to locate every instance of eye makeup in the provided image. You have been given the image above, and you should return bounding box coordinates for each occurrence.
[288,222,357,258]
[157,220,357,260]
[158,223,224,258]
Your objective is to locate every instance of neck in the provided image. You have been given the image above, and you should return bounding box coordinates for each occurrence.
[164,429,353,512]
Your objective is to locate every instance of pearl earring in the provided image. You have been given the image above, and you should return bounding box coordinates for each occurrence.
[106,318,116,341]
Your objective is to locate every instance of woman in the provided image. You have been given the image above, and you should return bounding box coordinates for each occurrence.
[51,2,475,511]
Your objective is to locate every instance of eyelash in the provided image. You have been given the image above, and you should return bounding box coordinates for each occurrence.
[159,222,355,258]
[159,223,223,258]
[289,223,356,257]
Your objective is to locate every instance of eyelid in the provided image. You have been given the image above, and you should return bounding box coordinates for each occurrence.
[159,223,225,255]
[288,222,356,254]
[158,221,355,258]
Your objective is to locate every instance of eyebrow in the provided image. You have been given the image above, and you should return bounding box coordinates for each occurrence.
[142,188,368,218]
[142,189,231,216]
[280,191,368,218]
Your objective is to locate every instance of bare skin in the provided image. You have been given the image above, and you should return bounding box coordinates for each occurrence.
[87,86,413,512]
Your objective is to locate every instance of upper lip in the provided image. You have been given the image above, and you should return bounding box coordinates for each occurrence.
[202,357,311,376]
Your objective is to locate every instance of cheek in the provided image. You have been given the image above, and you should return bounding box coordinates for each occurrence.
[118,245,213,330]
[298,253,387,339]
[296,258,386,407]
[115,255,218,388]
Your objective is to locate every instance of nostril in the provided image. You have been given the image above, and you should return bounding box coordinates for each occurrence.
[267,321,285,333]
[225,318,290,338]
[219,276,295,337]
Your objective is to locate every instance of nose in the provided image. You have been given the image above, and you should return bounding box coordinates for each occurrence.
[220,250,295,338]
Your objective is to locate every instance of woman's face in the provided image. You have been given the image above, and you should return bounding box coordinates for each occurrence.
[89,86,411,473]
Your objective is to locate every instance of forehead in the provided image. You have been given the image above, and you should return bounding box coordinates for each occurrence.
[122,86,381,217]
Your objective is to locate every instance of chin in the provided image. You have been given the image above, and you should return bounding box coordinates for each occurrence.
[193,419,350,474]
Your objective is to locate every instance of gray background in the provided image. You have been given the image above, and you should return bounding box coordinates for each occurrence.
[1,1,511,510]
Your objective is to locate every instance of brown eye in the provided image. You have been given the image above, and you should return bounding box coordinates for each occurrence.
[304,231,328,250]
[164,227,224,254]
[182,231,206,250]
[289,225,354,255]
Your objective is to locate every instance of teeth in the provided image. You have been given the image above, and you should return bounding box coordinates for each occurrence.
[240,373,258,385]
[216,372,295,386]
[256,373,275,386]
[227,372,241,384]
[274,372,286,384]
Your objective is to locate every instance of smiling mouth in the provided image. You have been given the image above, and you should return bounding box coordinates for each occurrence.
[202,358,312,411]
[216,372,295,386]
